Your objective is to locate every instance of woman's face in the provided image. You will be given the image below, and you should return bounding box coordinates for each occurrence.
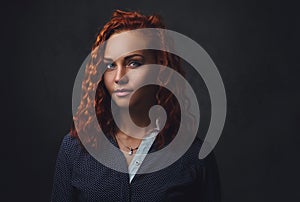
[103,32,159,109]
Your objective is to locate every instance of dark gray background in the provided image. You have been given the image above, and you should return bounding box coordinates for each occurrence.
[5,0,299,201]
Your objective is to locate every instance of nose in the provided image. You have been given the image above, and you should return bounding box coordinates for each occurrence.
[114,65,128,84]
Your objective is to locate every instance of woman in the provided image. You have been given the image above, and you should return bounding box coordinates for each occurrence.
[51,9,221,201]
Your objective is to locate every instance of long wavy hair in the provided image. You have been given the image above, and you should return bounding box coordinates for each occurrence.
[71,9,194,150]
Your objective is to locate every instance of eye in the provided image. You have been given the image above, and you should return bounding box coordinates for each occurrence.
[127,61,142,68]
[105,63,116,70]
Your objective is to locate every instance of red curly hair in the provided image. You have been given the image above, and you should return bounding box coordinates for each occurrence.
[71,9,194,150]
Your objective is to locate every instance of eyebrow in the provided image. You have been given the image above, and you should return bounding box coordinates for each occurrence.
[103,53,145,62]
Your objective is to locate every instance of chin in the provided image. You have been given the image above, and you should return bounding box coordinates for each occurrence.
[112,98,131,108]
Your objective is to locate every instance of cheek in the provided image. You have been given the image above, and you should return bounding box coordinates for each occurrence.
[103,73,113,94]
[132,68,158,84]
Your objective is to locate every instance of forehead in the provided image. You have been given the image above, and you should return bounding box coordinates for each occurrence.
[104,31,152,60]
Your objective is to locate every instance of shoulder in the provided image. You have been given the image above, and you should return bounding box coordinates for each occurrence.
[60,133,81,149]
[58,133,83,160]
[182,136,217,168]
[180,137,221,201]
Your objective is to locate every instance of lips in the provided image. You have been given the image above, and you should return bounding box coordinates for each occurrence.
[113,89,133,97]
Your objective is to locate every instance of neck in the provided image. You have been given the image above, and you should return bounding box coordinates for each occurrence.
[115,93,157,137]
[117,106,155,137]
